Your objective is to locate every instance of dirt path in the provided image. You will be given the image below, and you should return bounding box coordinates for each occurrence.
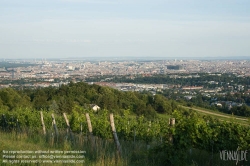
[181,106,248,121]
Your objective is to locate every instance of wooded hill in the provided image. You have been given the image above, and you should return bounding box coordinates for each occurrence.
[0,82,177,118]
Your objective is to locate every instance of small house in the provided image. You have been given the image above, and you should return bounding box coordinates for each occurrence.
[90,104,100,112]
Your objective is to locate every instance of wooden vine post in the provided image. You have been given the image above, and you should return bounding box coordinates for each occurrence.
[169,118,175,144]
[85,113,94,148]
[63,113,70,132]
[16,119,21,137]
[85,113,93,136]
[109,113,122,156]
[40,111,46,135]
[63,113,73,141]
[51,114,59,140]
[170,118,175,126]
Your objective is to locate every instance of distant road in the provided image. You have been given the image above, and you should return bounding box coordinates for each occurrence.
[181,106,248,121]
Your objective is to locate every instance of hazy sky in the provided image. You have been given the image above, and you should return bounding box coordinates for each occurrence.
[0,0,250,59]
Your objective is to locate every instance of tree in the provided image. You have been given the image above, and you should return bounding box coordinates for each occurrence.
[153,94,172,114]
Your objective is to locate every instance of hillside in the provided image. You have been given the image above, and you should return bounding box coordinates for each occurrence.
[0,82,177,119]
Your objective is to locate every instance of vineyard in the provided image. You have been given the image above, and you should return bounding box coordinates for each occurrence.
[1,106,250,165]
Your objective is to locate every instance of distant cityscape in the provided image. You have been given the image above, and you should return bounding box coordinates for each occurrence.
[0,59,249,90]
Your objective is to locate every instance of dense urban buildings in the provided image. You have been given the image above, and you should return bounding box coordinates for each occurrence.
[1,59,250,84]
[0,59,249,100]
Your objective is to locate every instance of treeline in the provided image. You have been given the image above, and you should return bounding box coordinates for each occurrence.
[0,62,37,69]
[0,82,177,118]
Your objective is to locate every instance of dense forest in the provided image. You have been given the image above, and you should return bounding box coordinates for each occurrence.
[0,82,177,119]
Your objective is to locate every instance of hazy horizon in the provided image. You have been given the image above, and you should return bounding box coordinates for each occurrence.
[1,56,250,62]
[1,0,250,59]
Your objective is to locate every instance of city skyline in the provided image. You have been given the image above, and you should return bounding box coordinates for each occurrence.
[1,0,250,59]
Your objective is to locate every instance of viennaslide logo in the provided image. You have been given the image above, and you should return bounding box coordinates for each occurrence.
[220,146,248,165]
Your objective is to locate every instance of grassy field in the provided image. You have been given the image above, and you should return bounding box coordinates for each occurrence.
[191,106,249,120]
[181,105,250,126]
